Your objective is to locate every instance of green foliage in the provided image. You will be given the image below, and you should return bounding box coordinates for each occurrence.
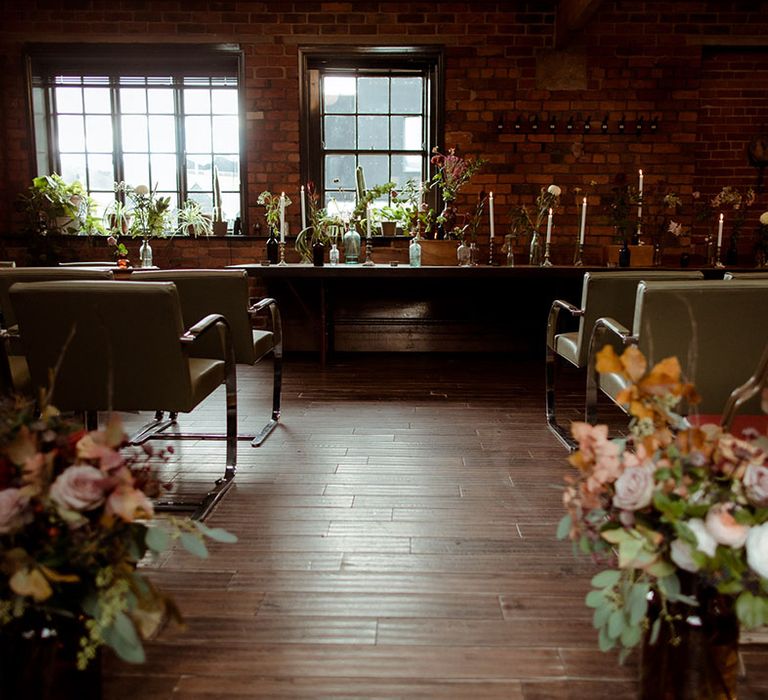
[175,199,213,237]
[21,173,104,235]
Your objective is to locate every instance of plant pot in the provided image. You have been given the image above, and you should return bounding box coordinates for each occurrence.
[212,221,228,236]
[380,221,397,236]
[603,244,654,267]
[419,239,459,266]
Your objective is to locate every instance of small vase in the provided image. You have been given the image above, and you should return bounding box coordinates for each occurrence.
[409,237,422,267]
[265,231,279,264]
[329,243,339,266]
[469,242,479,266]
[618,239,631,267]
[457,241,471,266]
[116,255,129,269]
[438,201,457,240]
[529,232,542,266]
[312,239,325,267]
[343,228,361,264]
[139,238,153,268]
[639,586,739,700]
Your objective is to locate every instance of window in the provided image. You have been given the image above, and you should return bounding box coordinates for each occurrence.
[300,47,443,215]
[27,44,243,227]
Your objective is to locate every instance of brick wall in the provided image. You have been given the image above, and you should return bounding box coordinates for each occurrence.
[1,0,767,265]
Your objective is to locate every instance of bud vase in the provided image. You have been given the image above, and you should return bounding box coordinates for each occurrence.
[312,239,325,267]
[529,232,542,265]
[139,238,153,268]
[265,231,279,264]
[456,241,471,266]
[343,228,361,264]
[409,237,422,267]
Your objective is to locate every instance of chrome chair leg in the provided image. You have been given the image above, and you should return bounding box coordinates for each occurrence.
[545,345,577,450]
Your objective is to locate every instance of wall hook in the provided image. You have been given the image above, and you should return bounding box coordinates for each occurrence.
[601,115,609,133]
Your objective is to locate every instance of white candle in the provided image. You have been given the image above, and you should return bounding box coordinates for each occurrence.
[637,169,643,222]
[579,197,587,245]
[366,203,372,239]
[300,185,307,231]
[279,192,286,243]
[546,208,553,244]
[489,191,495,239]
[717,212,724,248]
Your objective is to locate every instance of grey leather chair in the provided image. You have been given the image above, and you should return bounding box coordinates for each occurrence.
[132,269,283,446]
[9,280,237,520]
[546,270,704,448]
[0,267,114,395]
[586,279,768,425]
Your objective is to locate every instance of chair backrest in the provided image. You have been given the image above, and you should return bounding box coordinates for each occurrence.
[59,261,116,267]
[574,270,705,366]
[632,279,768,413]
[10,280,194,412]
[131,269,256,364]
[0,262,16,268]
[723,271,768,280]
[0,267,114,328]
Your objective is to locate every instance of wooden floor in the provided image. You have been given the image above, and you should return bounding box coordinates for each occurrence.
[105,353,768,699]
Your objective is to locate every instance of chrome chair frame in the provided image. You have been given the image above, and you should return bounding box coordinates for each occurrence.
[720,343,768,432]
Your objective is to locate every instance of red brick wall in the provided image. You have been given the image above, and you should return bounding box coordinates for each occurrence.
[1,0,768,265]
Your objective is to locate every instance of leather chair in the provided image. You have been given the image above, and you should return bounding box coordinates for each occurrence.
[9,280,237,520]
[586,279,768,425]
[131,269,283,446]
[546,270,704,448]
[59,261,117,267]
[0,267,114,395]
[723,271,768,280]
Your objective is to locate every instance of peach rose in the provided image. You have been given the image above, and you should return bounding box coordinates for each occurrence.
[613,464,655,511]
[0,488,29,534]
[50,465,106,512]
[744,464,768,507]
[106,486,154,522]
[705,504,749,548]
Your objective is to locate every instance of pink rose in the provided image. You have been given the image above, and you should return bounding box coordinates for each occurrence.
[50,465,106,512]
[0,488,30,534]
[613,464,655,511]
[705,503,749,548]
[744,464,768,507]
[106,486,154,522]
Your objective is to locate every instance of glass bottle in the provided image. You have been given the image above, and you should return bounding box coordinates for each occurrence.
[329,242,339,266]
[343,226,361,264]
[618,238,631,267]
[312,239,325,267]
[529,232,542,265]
[456,241,471,266]
[139,238,153,268]
[265,230,279,264]
[469,241,479,266]
[409,236,422,267]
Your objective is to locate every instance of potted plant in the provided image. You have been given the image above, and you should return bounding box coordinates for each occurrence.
[295,182,343,264]
[20,174,92,235]
[175,199,213,237]
[429,147,485,239]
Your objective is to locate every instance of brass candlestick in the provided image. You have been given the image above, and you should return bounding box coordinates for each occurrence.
[714,242,724,269]
[488,238,495,266]
[573,242,584,267]
[363,236,375,266]
[278,241,287,266]
[541,240,553,267]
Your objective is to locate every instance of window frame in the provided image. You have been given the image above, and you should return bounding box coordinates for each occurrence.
[24,43,246,231]
[299,46,444,211]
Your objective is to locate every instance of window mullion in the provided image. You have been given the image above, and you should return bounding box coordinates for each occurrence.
[111,78,124,191]
[175,79,187,203]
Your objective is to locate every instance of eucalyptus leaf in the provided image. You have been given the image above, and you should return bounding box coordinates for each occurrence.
[650,617,661,645]
[598,625,615,652]
[591,570,621,589]
[658,573,680,599]
[608,609,625,640]
[145,526,171,553]
[628,582,650,626]
[620,622,642,648]
[556,514,572,540]
[586,590,606,608]
[194,521,238,543]
[736,590,765,628]
[102,611,146,664]
[618,537,643,567]
[179,532,209,559]
[593,604,612,629]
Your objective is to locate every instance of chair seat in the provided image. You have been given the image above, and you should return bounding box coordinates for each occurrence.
[252,330,274,362]
[599,370,630,404]
[554,332,580,367]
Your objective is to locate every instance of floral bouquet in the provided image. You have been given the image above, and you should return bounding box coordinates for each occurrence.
[257,190,292,235]
[429,147,485,203]
[115,182,171,239]
[558,345,768,666]
[0,398,235,669]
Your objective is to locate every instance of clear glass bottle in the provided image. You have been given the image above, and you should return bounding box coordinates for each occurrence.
[343,226,361,264]
[469,241,479,266]
[329,242,339,266]
[529,232,542,265]
[457,241,471,266]
[409,236,422,267]
[139,238,153,268]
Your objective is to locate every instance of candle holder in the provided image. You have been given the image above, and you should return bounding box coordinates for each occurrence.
[573,242,584,267]
[714,242,724,269]
[278,241,287,266]
[363,236,375,266]
[488,239,495,266]
[541,241,553,267]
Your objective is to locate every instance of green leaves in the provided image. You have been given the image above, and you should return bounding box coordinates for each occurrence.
[591,570,621,589]
[145,526,170,553]
[736,590,768,629]
[556,514,572,541]
[179,532,208,559]
[102,611,145,664]
[194,521,238,544]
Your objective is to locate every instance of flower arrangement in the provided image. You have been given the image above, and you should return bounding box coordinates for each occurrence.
[257,190,292,235]
[604,173,640,240]
[294,181,344,260]
[559,345,768,663]
[756,210,768,267]
[0,398,235,669]
[114,182,171,239]
[711,185,756,246]
[429,147,485,203]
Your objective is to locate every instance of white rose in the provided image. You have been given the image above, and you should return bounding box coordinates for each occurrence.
[670,538,699,572]
[547,185,561,196]
[688,518,718,557]
[613,464,655,511]
[705,504,749,548]
[746,523,768,580]
[50,465,106,512]
[760,211,768,226]
[744,464,768,507]
[134,184,150,196]
[0,488,29,534]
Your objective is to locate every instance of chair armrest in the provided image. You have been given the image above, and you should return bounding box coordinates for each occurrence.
[181,313,230,343]
[248,297,283,358]
[546,299,584,351]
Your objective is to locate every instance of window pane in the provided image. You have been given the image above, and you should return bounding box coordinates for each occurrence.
[221,192,240,221]
[323,76,355,114]
[89,190,115,220]
[358,116,388,150]
[184,89,211,114]
[57,115,85,152]
[147,88,174,113]
[324,154,355,191]
[123,153,149,187]
[187,154,212,193]
[212,115,239,152]
[391,77,422,114]
[212,89,238,114]
[59,153,87,184]
[391,116,423,150]
[358,77,389,114]
[87,153,115,190]
[148,115,176,152]
[85,115,113,152]
[119,88,146,113]
[391,154,423,188]
[185,116,212,152]
[358,155,390,189]
[324,115,355,149]
[55,87,82,113]
[325,191,355,216]
[214,155,240,189]
[121,115,148,152]
[150,153,177,191]
[83,87,111,113]
[189,191,213,211]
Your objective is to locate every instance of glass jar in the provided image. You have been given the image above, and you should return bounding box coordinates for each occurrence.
[329,242,339,266]
[409,237,422,267]
[139,238,153,268]
[343,227,361,264]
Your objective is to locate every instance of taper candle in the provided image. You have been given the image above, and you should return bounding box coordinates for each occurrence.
[579,197,587,245]
[717,212,724,248]
[489,192,495,239]
[279,192,286,243]
[637,169,643,222]
[546,208,553,244]
[366,203,372,239]
[300,185,307,231]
